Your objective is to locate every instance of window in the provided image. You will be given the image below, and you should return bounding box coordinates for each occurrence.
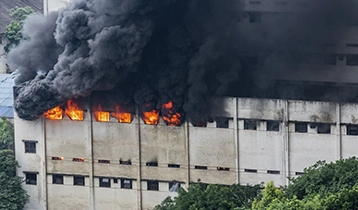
[295,172,305,175]
[215,118,229,128]
[195,165,207,170]
[217,167,230,171]
[147,181,159,191]
[25,172,37,185]
[98,159,110,164]
[347,125,358,135]
[24,141,36,153]
[324,55,336,65]
[244,169,257,173]
[73,158,84,162]
[248,12,261,23]
[295,122,307,133]
[346,55,358,66]
[119,159,132,165]
[169,182,181,192]
[267,170,280,174]
[168,164,180,168]
[52,174,64,184]
[146,162,158,167]
[74,176,85,186]
[317,124,331,134]
[267,121,280,131]
[52,156,63,160]
[99,177,111,187]
[121,179,132,189]
[244,119,257,130]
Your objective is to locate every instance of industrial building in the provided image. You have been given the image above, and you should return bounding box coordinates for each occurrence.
[13,0,358,210]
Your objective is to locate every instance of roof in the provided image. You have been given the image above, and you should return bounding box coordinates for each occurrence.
[0,0,43,33]
[0,73,15,118]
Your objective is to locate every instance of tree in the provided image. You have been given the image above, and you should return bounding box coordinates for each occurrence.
[4,6,34,52]
[0,150,29,210]
[0,117,14,150]
[154,181,262,210]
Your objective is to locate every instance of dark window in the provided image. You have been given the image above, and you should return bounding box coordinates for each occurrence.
[73,158,84,162]
[244,169,257,173]
[121,179,132,189]
[25,142,36,153]
[324,55,336,65]
[347,125,358,135]
[52,174,63,184]
[168,164,180,168]
[74,176,85,186]
[295,172,305,175]
[346,55,358,66]
[98,159,110,164]
[0,35,2,44]
[216,118,229,128]
[338,55,344,61]
[195,165,207,170]
[119,159,132,165]
[169,182,181,192]
[244,119,257,130]
[267,121,280,131]
[52,156,63,160]
[99,177,111,187]
[146,162,158,167]
[248,12,261,23]
[217,167,230,171]
[267,170,280,174]
[317,124,331,134]
[25,172,37,185]
[295,123,308,133]
[147,181,159,191]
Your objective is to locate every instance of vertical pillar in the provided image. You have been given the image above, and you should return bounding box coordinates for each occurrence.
[136,108,142,210]
[283,100,290,186]
[185,119,190,188]
[336,103,342,159]
[42,118,48,210]
[234,98,240,183]
[88,106,95,210]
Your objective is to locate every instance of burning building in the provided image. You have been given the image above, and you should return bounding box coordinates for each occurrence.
[11,0,358,209]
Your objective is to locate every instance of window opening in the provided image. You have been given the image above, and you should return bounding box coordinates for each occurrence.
[120,159,132,165]
[244,169,257,173]
[25,172,37,185]
[99,177,111,187]
[347,125,358,135]
[98,159,110,164]
[147,181,159,191]
[121,179,132,189]
[168,164,180,168]
[52,156,64,160]
[195,165,207,170]
[244,119,257,130]
[267,170,280,174]
[52,174,64,184]
[73,158,84,162]
[215,118,229,128]
[295,122,308,133]
[346,55,358,66]
[74,176,85,186]
[267,121,280,131]
[169,181,181,192]
[248,12,261,23]
[324,54,336,65]
[217,167,230,171]
[146,162,158,167]
[24,141,36,153]
[317,124,331,134]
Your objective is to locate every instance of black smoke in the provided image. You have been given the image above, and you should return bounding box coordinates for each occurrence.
[8,0,358,122]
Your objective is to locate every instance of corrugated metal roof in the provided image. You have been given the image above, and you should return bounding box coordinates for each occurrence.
[0,73,14,118]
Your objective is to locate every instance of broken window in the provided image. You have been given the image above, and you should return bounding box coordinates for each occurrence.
[244,169,257,173]
[295,122,308,133]
[98,159,110,164]
[73,158,84,162]
[169,181,181,192]
[217,167,230,171]
[99,177,111,188]
[24,141,36,154]
[347,125,358,135]
[52,174,63,184]
[317,123,331,134]
[267,121,280,131]
[147,181,159,191]
[74,176,85,186]
[121,179,132,189]
[25,172,37,185]
[195,165,208,170]
[244,119,257,130]
[168,164,180,168]
[267,170,280,174]
[146,162,158,167]
[119,159,132,165]
[346,55,358,66]
[52,157,63,160]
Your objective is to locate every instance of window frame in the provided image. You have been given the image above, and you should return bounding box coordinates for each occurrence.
[244,119,257,130]
[317,123,331,134]
[169,181,181,192]
[24,141,36,154]
[121,179,132,189]
[25,172,37,185]
[295,122,308,133]
[267,120,280,131]
[99,177,111,188]
[147,180,159,191]
[52,174,64,184]
[73,176,85,186]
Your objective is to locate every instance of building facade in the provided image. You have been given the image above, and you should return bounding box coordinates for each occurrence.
[15,97,358,210]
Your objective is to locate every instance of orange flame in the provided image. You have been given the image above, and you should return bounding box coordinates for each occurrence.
[162,101,182,126]
[65,100,84,121]
[142,110,159,125]
[111,105,132,123]
[45,106,63,120]
[94,105,109,122]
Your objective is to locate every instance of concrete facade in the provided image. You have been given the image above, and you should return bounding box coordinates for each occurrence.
[15,97,358,210]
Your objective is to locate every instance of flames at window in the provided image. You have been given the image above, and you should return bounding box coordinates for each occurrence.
[45,106,63,120]
[94,105,109,122]
[142,109,159,125]
[65,100,84,121]
[111,105,132,123]
[161,101,182,126]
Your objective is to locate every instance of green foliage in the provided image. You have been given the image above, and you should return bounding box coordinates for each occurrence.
[4,6,34,52]
[0,150,29,210]
[0,118,14,150]
[154,181,262,210]
[286,157,358,199]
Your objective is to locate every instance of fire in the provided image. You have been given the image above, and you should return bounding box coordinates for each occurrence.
[111,105,132,123]
[65,100,84,121]
[45,106,63,120]
[94,105,109,122]
[142,110,159,125]
[162,101,182,126]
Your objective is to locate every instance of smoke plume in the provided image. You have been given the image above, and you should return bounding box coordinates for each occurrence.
[8,0,358,122]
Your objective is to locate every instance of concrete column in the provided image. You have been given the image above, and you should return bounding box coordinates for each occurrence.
[234,98,240,183]
[283,100,290,186]
[42,118,48,210]
[185,119,190,188]
[136,109,142,210]
[336,103,342,159]
[88,107,95,210]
